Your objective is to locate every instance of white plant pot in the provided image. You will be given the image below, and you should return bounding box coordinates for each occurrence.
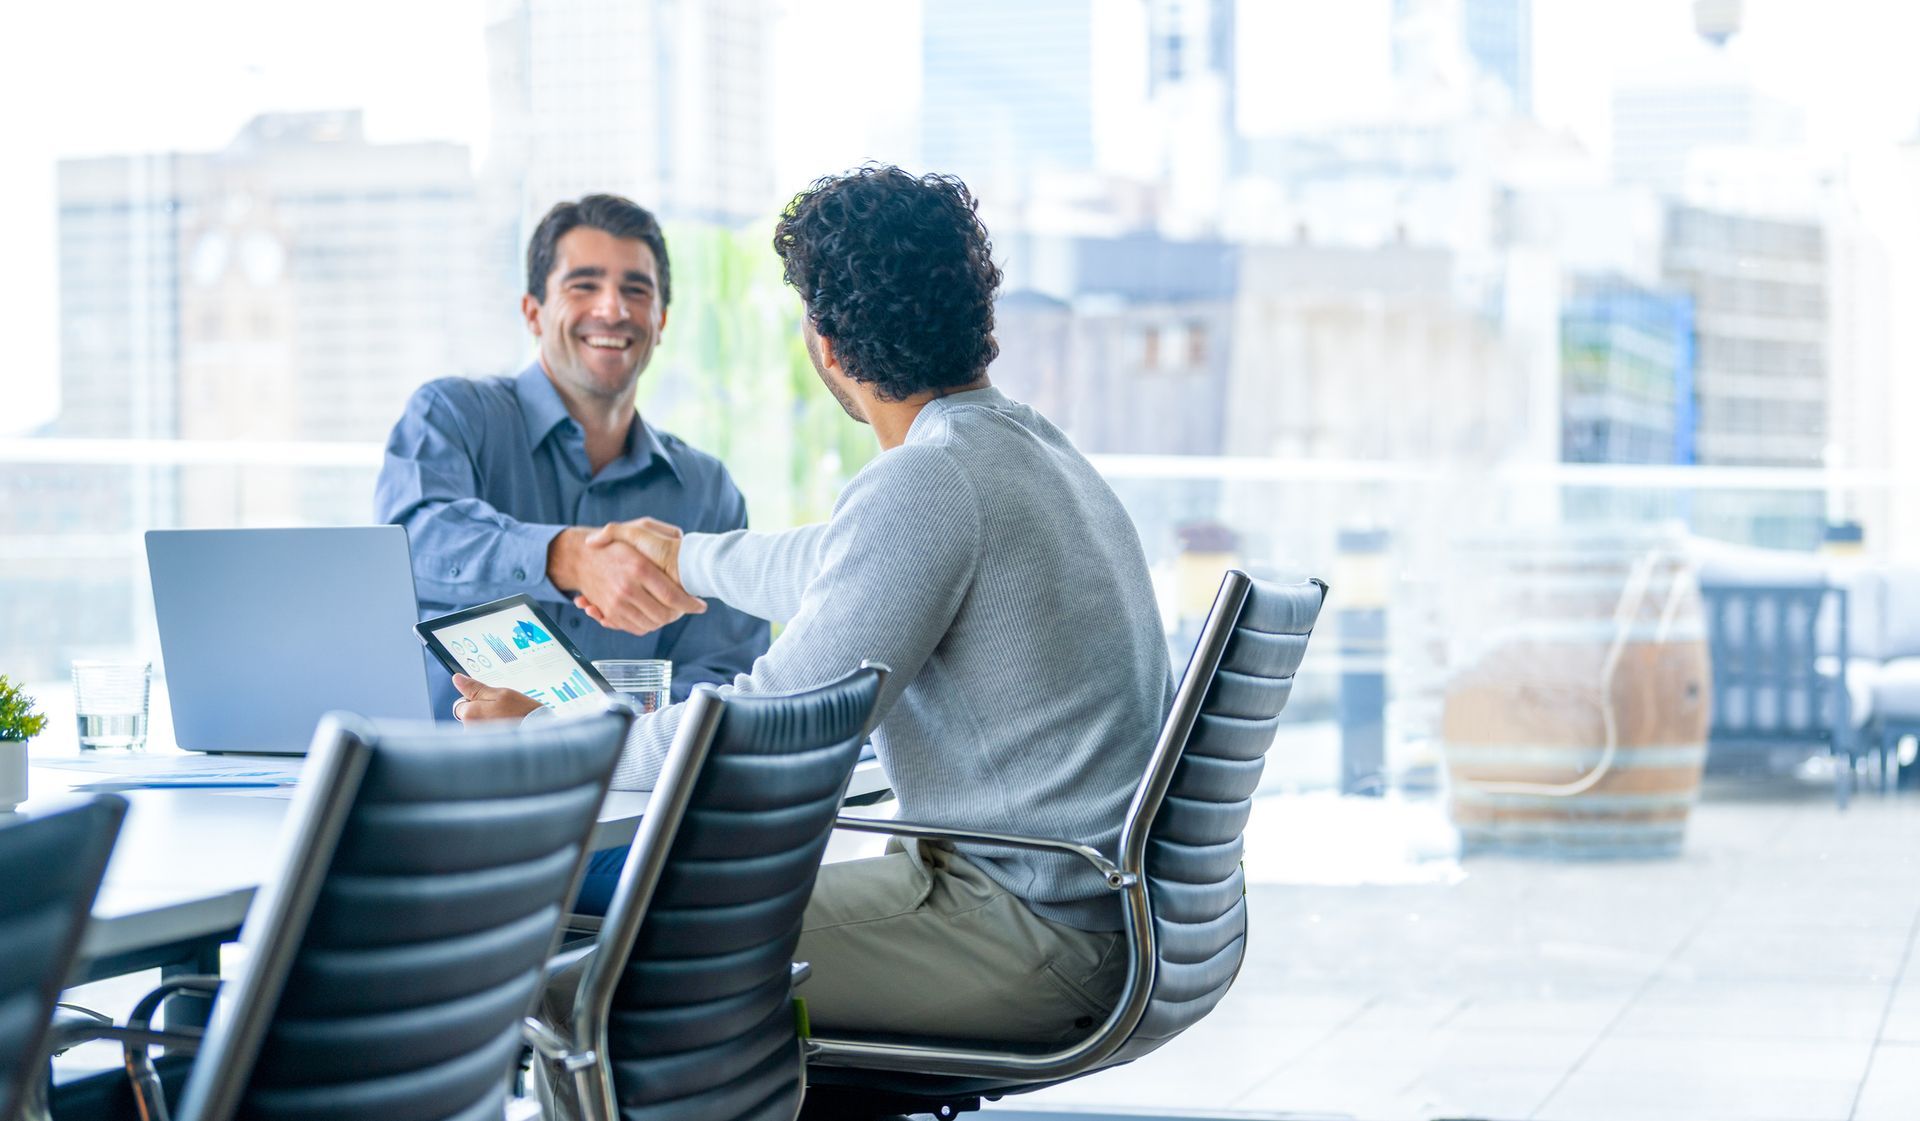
[0,737,26,812]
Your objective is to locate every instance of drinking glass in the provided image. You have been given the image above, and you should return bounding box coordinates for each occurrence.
[72,660,152,750]
[592,659,672,714]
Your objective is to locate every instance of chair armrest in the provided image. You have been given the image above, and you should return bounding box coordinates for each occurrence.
[45,977,219,1121]
[832,814,1135,889]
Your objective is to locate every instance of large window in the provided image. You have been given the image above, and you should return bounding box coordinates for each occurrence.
[9,2,1920,1117]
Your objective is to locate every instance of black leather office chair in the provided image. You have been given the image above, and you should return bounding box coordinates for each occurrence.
[52,704,633,1121]
[802,572,1328,1118]
[0,796,127,1121]
[529,665,886,1121]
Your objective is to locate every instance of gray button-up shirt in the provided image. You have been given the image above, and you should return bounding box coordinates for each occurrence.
[375,362,770,719]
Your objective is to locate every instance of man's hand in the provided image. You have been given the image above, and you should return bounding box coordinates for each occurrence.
[451,673,544,723]
[547,521,705,637]
[572,518,693,631]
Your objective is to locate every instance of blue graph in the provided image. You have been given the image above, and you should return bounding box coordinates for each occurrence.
[483,633,518,663]
[548,667,595,702]
[512,619,552,649]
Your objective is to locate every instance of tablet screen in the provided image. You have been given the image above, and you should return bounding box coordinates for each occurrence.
[417,596,613,714]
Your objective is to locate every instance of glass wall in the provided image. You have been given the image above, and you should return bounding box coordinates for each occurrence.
[8,1,1920,1116]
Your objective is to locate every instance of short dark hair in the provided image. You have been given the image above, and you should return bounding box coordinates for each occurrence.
[525,194,672,307]
[773,166,1002,400]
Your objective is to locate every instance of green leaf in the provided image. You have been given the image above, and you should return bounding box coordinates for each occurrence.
[0,675,49,740]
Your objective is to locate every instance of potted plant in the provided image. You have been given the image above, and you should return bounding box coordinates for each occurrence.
[0,675,48,812]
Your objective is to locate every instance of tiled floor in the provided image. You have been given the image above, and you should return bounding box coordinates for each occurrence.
[47,736,1920,1120]
[998,773,1920,1121]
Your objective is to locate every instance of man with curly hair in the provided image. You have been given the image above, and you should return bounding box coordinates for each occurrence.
[457,167,1174,1042]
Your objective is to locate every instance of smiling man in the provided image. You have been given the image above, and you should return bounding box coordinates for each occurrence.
[375,195,769,722]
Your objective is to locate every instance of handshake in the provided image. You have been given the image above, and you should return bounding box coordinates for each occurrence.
[548,517,706,637]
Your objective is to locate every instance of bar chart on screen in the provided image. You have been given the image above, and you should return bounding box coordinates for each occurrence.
[429,603,604,713]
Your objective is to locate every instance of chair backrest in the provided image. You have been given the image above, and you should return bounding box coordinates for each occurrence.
[1112,571,1326,1062]
[1699,582,1848,747]
[575,665,885,1121]
[0,796,126,1120]
[174,705,633,1121]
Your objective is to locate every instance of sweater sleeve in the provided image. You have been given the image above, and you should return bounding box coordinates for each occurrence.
[607,445,980,790]
[676,521,829,625]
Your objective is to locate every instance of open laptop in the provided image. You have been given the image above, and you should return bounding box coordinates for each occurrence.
[146,526,434,754]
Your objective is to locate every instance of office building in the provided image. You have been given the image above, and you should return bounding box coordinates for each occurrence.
[58,111,495,447]
[55,111,494,536]
[1611,57,1803,198]
[486,0,777,226]
[920,0,1097,196]
[1662,201,1828,546]
[1460,0,1530,115]
[1559,276,1694,465]
[55,155,184,440]
[1661,202,1826,469]
[1225,243,1532,463]
[992,232,1239,457]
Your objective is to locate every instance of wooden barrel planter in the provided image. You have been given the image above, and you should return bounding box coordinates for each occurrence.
[1441,533,1712,858]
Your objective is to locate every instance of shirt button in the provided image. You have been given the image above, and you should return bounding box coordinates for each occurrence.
[568,617,581,629]
[449,564,461,577]
[513,567,527,581]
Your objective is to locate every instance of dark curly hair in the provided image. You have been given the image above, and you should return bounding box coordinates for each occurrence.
[773,166,1002,400]
[526,194,671,307]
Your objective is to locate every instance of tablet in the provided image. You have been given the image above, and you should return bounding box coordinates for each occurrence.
[415,594,615,714]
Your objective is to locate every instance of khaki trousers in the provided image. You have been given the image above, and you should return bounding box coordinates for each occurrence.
[795,841,1126,1044]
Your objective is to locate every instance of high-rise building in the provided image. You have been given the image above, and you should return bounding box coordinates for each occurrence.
[1611,58,1803,198]
[1661,203,1826,468]
[1225,243,1533,463]
[486,0,777,227]
[1662,201,1827,546]
[1558,276,1694,465]
[1461,0,1530,115]
[1390,0,1528,117]
[920,0,1097,195]
[55,110,496,537]
[59,111,497,449]
[991,232,1239,456]
[56,156,184,440]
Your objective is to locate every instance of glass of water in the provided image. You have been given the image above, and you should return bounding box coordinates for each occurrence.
[592,659,672,714]
[72,660,152,750]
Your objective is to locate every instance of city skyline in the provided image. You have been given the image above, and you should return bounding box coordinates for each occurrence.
[6,0,1920,437]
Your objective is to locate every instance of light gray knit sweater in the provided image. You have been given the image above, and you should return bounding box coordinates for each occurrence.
[610,386,1174,931]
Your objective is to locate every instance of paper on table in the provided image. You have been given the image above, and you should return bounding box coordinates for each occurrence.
[203,786,300,800]
[71,778,291,793]
[34,753,304,781]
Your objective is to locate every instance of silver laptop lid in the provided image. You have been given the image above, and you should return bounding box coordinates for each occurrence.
[146,526,433,753]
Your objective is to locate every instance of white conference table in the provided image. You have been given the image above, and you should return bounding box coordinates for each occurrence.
[22,734,890,980]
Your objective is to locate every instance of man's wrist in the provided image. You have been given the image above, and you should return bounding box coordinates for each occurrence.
[546,527,588,592]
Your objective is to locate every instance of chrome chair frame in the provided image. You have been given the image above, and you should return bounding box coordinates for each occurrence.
[807,571,1327,1084]
[531,664,890,1121]
[3,796,128,1121]
[54,703,633,1121]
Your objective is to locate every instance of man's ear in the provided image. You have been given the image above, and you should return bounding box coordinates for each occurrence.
[816,331,839,374]
[520,292,543,336]
[658,305,670,335]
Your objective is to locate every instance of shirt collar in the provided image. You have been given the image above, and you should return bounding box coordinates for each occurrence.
[514,362,574,448]
[513,361,683,483]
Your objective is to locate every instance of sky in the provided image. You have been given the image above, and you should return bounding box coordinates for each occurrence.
[4,0,1918,434]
